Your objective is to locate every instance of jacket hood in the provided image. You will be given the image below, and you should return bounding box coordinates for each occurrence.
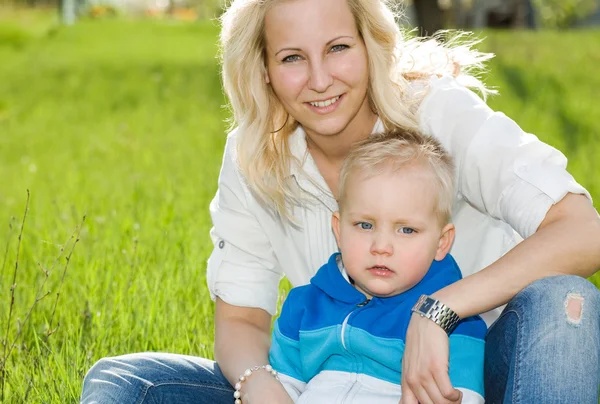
[310,252,461,306]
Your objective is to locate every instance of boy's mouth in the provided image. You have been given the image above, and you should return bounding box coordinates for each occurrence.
[367,265,394,276]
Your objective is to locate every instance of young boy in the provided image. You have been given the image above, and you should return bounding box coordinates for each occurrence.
[268,128,487,403]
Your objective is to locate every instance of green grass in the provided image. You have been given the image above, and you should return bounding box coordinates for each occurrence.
[0,15,227,403]
[0,12,599,403]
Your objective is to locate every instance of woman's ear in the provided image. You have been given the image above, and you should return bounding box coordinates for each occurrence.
[265,70,270,84]
[434,223,455,261]
[332,211,341,247]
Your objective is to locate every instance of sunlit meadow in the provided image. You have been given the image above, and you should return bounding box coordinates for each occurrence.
[0,10,599,402]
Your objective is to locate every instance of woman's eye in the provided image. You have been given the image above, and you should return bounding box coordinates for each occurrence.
[330,44,348,53]
[282,54,302,63]
[358,222,373,230]
[400,227,415,234]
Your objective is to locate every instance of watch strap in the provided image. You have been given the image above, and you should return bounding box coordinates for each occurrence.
[411,294,460,335]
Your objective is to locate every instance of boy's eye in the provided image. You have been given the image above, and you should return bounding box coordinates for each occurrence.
[399,227,415,234]
[330,44,348,53]
[282,54,302,63]
[358,222,373,230]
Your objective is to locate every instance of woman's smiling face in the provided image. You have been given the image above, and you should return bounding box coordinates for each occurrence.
[263,0,373,139]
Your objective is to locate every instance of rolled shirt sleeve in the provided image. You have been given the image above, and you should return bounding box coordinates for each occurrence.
[419,76,591,239]
[206,131,283,315]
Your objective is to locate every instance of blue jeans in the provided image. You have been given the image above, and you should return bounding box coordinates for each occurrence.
[81,275,600,403]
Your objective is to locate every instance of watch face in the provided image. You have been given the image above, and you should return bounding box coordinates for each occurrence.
[420,297,435,313]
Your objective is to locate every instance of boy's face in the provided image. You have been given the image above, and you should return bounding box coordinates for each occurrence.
[332,162,454,299]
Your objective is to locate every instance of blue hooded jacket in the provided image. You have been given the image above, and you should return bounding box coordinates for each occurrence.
[269,252,487,402]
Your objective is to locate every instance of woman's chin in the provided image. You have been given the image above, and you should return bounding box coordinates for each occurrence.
[300,116,353,138]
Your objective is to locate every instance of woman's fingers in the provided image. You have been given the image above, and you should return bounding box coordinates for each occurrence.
[432,368,462,402]
[403,366,461,404]
[401,313,458,404]
[403,371,444,404]
[403,377,462,404]
[423,379,450,404]
[399,384,419,404]
[423,375,462,404]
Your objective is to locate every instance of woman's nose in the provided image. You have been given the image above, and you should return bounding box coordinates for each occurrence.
[307,60,333,93]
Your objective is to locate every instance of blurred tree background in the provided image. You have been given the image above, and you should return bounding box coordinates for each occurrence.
[534,0,599,28]
[1,0,598,29]
[409,0,599,32]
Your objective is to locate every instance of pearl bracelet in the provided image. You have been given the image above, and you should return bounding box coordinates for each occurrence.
[233,364,279,404]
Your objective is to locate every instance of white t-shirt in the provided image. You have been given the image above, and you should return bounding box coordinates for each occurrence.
[206,75,590,325]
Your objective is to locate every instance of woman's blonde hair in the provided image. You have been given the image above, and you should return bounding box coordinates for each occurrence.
[338,128,455,225]
[219,0,493,220]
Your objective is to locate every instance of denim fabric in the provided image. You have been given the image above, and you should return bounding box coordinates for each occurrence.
[485,275,600,403]
[80,353,233,404]
[81,276,600,403]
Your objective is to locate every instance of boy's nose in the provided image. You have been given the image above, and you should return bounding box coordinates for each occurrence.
[370,235,393,255]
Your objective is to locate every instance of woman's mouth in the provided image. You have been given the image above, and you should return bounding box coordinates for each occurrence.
[306,94,343,114]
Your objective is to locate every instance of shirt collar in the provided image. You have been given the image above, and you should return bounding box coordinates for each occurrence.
[288,125,333,208]
[288,118,385,211]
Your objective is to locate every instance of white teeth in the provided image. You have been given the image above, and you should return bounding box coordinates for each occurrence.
[309,96,340,108]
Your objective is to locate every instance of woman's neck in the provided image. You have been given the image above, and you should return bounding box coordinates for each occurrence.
[304,107,378,198]
[305,111,378,168]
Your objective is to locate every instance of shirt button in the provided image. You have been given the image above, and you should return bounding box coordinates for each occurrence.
[218,240,225,249]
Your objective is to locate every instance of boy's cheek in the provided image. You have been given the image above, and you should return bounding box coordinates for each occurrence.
[341,236,367,257]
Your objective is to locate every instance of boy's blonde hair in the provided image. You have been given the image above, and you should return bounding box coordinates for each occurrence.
[220,0,491,220]
[338,128,455,225]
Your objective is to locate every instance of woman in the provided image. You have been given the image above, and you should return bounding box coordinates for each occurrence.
[81,0,600,402]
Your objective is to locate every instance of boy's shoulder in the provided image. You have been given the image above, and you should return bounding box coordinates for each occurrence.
[276,281,331,339]
[279,275,330,319]
[284,283,322,305]
[439,253,462,280]
[277,255,351,334]
[419,253,463,295]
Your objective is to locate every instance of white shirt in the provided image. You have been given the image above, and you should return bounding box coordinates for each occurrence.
[206,75,590,325]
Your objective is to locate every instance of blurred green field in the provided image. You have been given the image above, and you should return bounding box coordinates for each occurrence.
[0,11,599,403]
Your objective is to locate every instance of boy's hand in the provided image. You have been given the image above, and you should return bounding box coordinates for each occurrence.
[399,313,462,404]
[242,370,295,404]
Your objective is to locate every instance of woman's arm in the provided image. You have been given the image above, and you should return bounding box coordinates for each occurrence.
[215,298,294,404]
[401,194,600,404]
[207,131,294,403]
[435,192,600,317]
[401,75,600,404]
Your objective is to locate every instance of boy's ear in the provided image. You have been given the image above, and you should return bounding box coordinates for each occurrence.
[434,223,455,261]
[332,211,341,247]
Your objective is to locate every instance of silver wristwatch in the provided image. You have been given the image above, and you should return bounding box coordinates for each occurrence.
[411,295,460,335]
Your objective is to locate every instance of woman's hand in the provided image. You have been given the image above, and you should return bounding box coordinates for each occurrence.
[399,313,462,404]
[242,370,295,404]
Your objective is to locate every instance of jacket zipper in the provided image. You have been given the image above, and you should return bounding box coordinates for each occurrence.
[339,298,371,402]
[341,379,362,404]
[340,298,370,349]
[340,312,353,350]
